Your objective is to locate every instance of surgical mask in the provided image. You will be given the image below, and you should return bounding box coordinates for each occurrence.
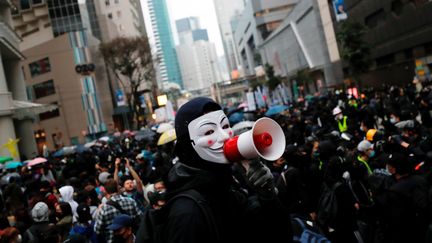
[313,152,320,159]
[335,114,343,120]
[390,118,396,124]
[188,110,233,164]
[369,150,376,158]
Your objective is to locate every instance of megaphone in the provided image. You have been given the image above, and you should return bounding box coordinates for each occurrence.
[224,117,286,162]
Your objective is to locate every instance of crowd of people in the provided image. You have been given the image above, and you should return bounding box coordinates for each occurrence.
[0,82,432,243]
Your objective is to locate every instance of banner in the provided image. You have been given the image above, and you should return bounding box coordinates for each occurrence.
[333,0,348,22]
[246,92,257,111]
[115,89,126,106]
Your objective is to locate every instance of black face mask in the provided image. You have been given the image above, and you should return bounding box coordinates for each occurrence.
[112,234,126,243]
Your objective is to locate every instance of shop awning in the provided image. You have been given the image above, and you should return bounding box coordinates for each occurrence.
[12,100,58,120]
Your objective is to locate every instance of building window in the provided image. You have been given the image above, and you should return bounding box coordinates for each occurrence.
[32,0,43,5]
[376,54,395,67]
[39,102,60,120]
[33,80,55,99]
[20,0,31,10]
[105,0,110,6]
[108,13,112,19]
[29,57,51,77]
[115,0,119,3]
[117,10,121,18]
[365,9,386,28]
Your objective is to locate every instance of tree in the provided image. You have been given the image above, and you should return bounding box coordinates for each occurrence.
[336,21,371,88]
[265,63,281,91]
[100,36,156,128]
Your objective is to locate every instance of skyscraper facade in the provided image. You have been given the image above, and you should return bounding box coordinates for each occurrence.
[143,0,183,89]
[213,0,245,79]
[175,17,220,92]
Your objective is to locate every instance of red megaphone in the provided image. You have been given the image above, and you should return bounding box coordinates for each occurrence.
[223,117,286,162]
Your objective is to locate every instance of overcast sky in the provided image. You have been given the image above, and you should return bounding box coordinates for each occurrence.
[167,0,225,57]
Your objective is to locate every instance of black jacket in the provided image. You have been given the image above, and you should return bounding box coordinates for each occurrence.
[160,162,292,243]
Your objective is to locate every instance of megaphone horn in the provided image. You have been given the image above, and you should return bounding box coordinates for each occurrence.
[224,117,286,162]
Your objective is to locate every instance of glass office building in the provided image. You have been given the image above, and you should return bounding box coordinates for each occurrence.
[148,0,183,88]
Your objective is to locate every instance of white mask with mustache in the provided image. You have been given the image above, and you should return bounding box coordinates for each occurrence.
[188,110,233,164]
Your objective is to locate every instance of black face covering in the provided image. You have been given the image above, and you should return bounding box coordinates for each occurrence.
[174,97,231,171]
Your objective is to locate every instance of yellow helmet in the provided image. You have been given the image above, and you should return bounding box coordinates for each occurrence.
[366,129,377,142]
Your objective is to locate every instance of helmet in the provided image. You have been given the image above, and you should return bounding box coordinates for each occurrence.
[332,106,342,116]
[366,129,377,142]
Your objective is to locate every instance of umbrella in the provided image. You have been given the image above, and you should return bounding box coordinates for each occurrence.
[157,129,176,145]
[228,112,244,126]
[84,141,96,148]
[0,157,13,164]
[28,157,47,167]
[135,129,157,141]
[232,121,255,136]
[5,161,22,169]
[52,146,76,157]
[75,144,90,153]
[265,105,289,116]
[1,172,20,185]
[237,102,248,109]
[99,136,110,142]
[157,123,174,133]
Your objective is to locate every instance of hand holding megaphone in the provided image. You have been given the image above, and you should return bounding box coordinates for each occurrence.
[223,117,286,162]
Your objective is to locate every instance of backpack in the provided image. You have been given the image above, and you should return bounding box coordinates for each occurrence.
[26,227,49,243]
[317,181,342,227]
[292,217,331,243]
[106,199,141,232]
[136,189,219,243]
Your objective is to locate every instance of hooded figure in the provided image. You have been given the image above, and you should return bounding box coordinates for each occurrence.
[31,202,49,223]
[138,97,292,243]
[59,185,79,217]
[23,202,52,243]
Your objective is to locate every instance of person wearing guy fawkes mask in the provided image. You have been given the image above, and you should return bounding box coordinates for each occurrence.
[141,97,292,243]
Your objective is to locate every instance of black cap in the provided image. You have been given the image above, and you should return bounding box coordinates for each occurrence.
[387,153,412,174]
[76,204,92,223]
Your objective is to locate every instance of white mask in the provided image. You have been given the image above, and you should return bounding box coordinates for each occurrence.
[188,110,233,164]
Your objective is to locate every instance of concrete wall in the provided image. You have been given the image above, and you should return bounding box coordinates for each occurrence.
[259,0,343,88]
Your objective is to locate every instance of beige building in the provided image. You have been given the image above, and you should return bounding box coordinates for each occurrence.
[21,33,113,151]
[0,0,46,160]
[11,0,117,152]
[10,0,150,153]
[92,0,146,41]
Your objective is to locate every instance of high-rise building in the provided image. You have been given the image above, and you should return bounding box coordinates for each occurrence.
[341,0,432,86]
[90,0,146,41]
[213,0,245,79]
[233,0,298,77]
[11,0,149,151]
[176,17,208,45]
[141,0,183,89]
[258,0,344,92]
[0,1,43,159]
[175,17,220,93]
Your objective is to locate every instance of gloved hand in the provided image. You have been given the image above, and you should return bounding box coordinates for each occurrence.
[242,160,277,200]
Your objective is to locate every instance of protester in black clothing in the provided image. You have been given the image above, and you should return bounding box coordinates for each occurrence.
[376,153,429,243]
[144,97,292,243]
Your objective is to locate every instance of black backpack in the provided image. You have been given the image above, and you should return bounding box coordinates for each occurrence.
[136,189,220,243]
[317,181,342,227]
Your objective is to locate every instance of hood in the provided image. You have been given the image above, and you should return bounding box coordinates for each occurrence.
[59,185,74,202]
[32,202,49,222]
[165,162,232,198]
